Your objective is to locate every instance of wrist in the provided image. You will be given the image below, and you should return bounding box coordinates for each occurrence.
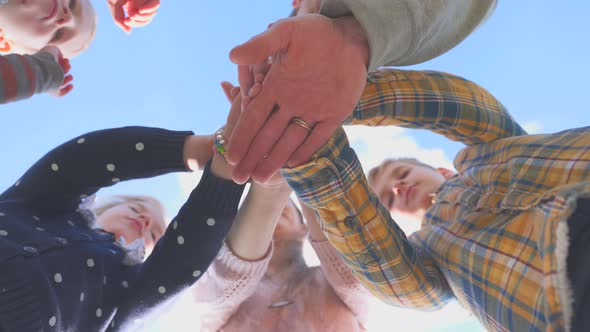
[183,135,214,171]
[333,16,370,69]
[251,182,292,197]
[210,154,234,180]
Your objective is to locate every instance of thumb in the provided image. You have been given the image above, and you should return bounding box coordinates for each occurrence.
[229,21,288,65]
[220,81,235,103]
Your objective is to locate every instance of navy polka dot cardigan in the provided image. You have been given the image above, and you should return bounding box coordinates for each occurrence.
[0,127,245,332]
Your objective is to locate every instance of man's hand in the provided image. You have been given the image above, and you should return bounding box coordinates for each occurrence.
[107,0,160,32]
[226,14,369,184]
[40,46,74,97]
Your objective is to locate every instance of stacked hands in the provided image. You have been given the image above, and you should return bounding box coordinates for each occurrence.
[39,12,370,184]
[214,79,289,191]
[221,14,370,184]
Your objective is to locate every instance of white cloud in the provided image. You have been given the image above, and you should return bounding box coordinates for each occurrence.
[522,121,543,134]
[344,126,454,172]
[177,170,203,198]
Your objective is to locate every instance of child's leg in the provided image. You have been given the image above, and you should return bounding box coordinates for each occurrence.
[566,197,590,331]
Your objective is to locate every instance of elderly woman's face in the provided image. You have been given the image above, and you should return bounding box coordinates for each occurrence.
[96,201,166,251]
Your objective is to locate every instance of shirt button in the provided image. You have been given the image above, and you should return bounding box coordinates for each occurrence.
[23,246,38,254]
[344,216,356,229]
[55,237,68,245]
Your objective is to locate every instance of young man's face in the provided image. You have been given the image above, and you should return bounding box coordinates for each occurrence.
[368,161,450,219]
[0,0,95,57]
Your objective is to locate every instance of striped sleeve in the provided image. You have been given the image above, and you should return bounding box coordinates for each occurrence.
[0,51,64,104]
[344,69,527,146]
[282,127,452,309]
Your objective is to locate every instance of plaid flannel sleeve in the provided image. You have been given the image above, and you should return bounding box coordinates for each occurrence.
[282,127,452,309]
[344,69,527,145]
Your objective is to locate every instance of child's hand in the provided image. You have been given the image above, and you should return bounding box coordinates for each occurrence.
[107,0,160,32]
[40,46,74,97]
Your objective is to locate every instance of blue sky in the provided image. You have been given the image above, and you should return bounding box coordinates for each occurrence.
[2,1,590,331]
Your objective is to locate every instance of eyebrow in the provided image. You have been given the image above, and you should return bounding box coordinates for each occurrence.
[391,165,406,179]
[133,202,147,212]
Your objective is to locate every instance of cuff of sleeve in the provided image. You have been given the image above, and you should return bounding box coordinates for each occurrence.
[281,127,365,208]
[218,241,273,277]
[127,127,194,173]
[319,0,412,71]
[31,51,65,93]
[189,160,246,213]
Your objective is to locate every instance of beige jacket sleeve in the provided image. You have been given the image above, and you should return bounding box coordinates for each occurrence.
[320,0,497,71]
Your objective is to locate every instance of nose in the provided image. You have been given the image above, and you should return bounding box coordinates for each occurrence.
[56,6,72,25]
[137,214,151,231]
[392,181,406,197]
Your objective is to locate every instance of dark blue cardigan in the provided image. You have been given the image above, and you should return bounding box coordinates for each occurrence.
[0,127,245,332]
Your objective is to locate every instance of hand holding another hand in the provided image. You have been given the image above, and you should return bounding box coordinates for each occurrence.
[226,14,370,185]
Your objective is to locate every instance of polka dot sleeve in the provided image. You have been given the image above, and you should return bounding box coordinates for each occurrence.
[0,127,193,213]
[107,160,245,331]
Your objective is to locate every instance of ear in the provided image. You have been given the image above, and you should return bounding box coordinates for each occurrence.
[436,167,455,180]
[0,29,12,52]
[292,0,302,9]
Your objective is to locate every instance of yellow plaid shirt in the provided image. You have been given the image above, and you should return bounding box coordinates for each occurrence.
[282,69,590,332]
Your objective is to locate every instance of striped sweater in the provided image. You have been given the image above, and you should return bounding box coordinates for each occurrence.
[0,51,64,104]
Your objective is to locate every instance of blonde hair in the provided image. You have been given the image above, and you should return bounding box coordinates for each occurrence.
[368,158,436,184]
[92,195,166,226]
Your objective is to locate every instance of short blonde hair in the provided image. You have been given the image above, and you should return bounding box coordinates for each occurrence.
[368,158,436,185]
[92,195,166,226]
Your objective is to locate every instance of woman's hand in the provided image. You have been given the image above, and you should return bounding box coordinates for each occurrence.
[219,82,292,193]
[210,87,242,180]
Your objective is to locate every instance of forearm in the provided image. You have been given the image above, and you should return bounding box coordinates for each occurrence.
[183,134,214,171]
[311,240,369,326]
[305,207,369,322]
[226,184,291,261]
[112,161,246,331]
[192,242,271,330]
[282,127,451,309]
[320,0,496,71]
[0,126,192,212]
[0,51,64,104]
[301,204,325,241]
[345,69,526,145]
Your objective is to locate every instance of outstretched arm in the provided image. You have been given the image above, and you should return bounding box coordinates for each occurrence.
[0,126,201,215]
[192,181,292,331]
[283,127,452,310]
[320,0,497,71]
[345,69,527,146]
[0,48,71,104]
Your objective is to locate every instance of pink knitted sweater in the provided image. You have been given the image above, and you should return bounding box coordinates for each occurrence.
[192,240,369,332]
